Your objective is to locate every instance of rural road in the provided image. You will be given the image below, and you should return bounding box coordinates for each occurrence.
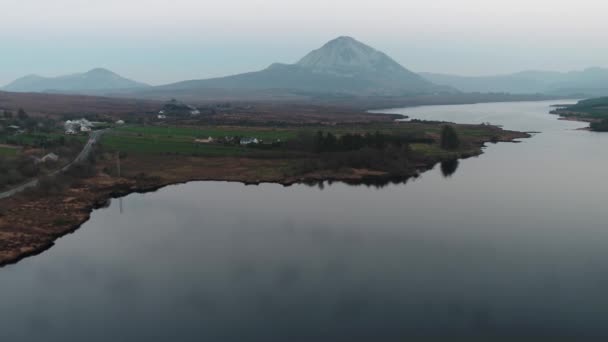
[0,130,105,200]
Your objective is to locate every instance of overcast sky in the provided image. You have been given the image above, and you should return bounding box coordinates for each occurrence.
[2,0,608,85]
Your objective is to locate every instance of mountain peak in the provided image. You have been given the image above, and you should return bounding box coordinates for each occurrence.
[297,36,380,71]
[86,68,116,76]
[295,36,432,90]
[324,36,359,45]
[139,36,443,97]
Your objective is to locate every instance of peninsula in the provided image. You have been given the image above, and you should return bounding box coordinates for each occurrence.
[0,101,529,266]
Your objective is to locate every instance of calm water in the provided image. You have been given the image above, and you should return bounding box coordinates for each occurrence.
[2,101,608,341]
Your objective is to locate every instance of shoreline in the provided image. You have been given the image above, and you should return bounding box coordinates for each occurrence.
[0,128,529,268]
[549,108,602,130]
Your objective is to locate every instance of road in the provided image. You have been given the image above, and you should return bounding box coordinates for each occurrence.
[0,130,105,200]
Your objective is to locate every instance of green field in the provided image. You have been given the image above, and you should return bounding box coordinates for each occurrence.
[0,132,86,147]
[117,125,298,141]
[114,123,479,141]
[0,146,18,157]
[102,125,303,156]
[103,133,254,156]
[102,123,495,157]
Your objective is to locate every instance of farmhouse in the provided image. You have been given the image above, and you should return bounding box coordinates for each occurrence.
[32,153,59,164]
[194,137,215,144]
[240,137,259,145]
[41,153,59,163]
[65,118,94,134]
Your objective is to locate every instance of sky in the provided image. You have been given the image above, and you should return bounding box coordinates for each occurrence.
[2,0,608,86]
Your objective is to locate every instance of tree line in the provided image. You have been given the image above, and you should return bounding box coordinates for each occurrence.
[590,119,608,132]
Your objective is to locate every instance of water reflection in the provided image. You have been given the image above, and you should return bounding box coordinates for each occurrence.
[440,159,460,178]
[301,175,419,190]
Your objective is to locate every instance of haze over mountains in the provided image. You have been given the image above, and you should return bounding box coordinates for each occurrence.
[421,68,608,97]
[1,68,149,94]
[3,36,607,100]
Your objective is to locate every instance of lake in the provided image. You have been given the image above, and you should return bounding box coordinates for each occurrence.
[2,100,608,340]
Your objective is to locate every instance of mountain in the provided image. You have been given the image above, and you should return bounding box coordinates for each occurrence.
[2,68,149,94]
[295,36,436,92]
[136,36,448,99]
[420,68,608,96]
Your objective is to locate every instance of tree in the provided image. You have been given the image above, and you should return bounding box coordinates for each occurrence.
[18,108,29,121]
[590,119,608,132]
[440,125,461,150]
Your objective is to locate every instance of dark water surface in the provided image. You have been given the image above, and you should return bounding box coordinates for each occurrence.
[3,101,608,341]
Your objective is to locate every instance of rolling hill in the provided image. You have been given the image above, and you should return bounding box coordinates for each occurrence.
[2,68,149,94]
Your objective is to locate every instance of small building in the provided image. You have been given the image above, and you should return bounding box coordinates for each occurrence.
[41,153,59,163]
[194,137,215,144]
[188,105,201,116]
[32,153,59,164]
[65,118,94,134]
[240,137,259,146]
[157,114,167,120]
[116,120,125,125]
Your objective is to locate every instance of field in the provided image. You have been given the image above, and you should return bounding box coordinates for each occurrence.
[0,132,86,148]
[102,125,299,157]
[117,125,299,141]
[100,122,509,158]
[0,146,18,157]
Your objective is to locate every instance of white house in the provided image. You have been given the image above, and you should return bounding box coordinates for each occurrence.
[116,120,125,125]
[240,137,259,146]
[194,137,215,144]
[41,153,59,163]
[65,118,94,134]
[33,153,59,164]
[157,114,167,120]
[188,105,200,116]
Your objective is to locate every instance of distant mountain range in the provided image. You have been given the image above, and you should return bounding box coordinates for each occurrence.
[3,37,607,100]
[2,68,149,94]
[2,37,449,99]
[420,68,608,97]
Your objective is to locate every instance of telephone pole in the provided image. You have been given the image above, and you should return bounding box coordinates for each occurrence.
[116,151,123,214]
[116,152,121,178]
